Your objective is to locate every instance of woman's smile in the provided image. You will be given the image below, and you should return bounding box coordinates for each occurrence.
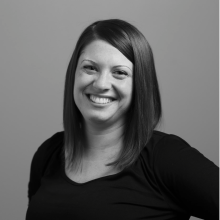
[87,94,115,105]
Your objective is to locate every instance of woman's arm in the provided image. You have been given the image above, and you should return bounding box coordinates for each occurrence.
[27,132,63,205]
[153,134,219,219]
[27,137,52,204]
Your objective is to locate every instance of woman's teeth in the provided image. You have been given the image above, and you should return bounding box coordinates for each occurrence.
[89,95,113,104]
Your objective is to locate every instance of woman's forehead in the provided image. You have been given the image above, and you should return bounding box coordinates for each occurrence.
[79,40,133,69]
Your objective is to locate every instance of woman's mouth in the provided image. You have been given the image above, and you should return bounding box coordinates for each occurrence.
[87,94,115,104]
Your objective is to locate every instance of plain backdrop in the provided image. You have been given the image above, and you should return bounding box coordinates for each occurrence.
[0,1,218,219]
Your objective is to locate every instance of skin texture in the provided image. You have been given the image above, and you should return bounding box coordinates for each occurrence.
[69,40,134,182]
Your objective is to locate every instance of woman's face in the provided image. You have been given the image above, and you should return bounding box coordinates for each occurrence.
[74,39,133,127]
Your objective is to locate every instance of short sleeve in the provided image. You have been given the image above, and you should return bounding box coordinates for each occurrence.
[153,134,219,219]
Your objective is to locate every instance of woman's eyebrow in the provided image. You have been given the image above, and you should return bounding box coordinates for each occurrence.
[81,59,97,65]
[81,59,132,71]
[113,65,132,71]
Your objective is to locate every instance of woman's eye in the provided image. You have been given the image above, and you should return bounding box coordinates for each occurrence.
[113,71,128,79]
[83,65,96,71]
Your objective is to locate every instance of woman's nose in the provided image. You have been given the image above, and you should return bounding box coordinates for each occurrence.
[93,72,111,91]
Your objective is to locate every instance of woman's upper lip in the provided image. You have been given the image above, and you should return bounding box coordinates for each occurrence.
[86,93,116,100]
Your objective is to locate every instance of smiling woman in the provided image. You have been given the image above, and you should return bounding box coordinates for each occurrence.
[26,19,218,220]
[62,19,161,174]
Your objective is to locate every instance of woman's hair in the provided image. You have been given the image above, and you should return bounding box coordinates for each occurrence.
[63,19,162,171]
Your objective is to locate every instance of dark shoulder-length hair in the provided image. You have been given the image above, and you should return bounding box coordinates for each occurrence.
[63,19,162,171]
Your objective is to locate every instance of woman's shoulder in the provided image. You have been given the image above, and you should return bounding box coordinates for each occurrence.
[147,131,218,219]
[151,130,190,146]
[141,130,202,169]
[149,130,192,153]
[145,130,218,183]
[33,131,64,162]
[37,131,64,150]
[28,131,64,202]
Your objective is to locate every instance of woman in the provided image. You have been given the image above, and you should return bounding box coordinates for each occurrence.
[26,19,218,219]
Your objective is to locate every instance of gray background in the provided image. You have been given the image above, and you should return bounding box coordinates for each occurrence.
[0,0,218,219]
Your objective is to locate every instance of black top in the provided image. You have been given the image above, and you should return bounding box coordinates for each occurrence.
[26,131,219,220]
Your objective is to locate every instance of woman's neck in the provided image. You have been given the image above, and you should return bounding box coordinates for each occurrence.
[83,121,124,163]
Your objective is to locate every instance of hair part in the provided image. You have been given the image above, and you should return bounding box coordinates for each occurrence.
[63,19,162,172]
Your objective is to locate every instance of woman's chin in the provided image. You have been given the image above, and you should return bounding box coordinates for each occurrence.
[87,116,111,124]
